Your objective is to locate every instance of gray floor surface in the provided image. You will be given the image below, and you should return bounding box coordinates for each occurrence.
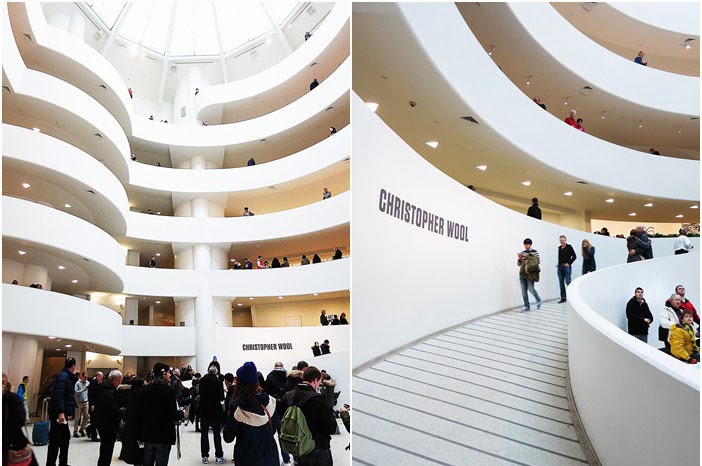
[29,417,350,466]
[352,301,587,466]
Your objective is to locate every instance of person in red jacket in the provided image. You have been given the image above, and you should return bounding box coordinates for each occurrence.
[675,285,699,325]
[564,109,577,127]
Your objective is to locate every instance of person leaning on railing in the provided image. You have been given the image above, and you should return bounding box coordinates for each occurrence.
[669,310,700,364]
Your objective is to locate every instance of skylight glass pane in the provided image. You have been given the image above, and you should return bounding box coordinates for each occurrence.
[216,2,272,53]
[170,0,219,56]
[86,0,126,30]
[266,0,300,25]
[119,1,171,54]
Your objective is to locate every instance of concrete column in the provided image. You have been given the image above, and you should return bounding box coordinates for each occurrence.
[68,13,86,39]
[191,198,209,218]
[127,250,140,266]
[2,333,42,414]
[191,156,207,170]
[250,305,259,327]
[195,295,216,373]
[214,298,233,327]
[148,305,156,326]
[22,264,47,288]
[193,244,212,270]
[175,299,196,326]
[125,298,139,325]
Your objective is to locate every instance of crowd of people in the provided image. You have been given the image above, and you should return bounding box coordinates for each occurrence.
[4,356,348,466]
[319,310,349,326]
[626,285,699,364]
[229,248,345,270]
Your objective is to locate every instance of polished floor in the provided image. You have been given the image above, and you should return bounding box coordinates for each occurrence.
[352,301,587,466]
[30,417,350,466]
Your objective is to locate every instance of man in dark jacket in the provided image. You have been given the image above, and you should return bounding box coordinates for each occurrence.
[87,371,104,442]
[556,235,577,303]
[527,197,542,219]
[47,358,77,466]
[198,366,225,463]
[94,370,123,466]
[279,367,337,466]
[626,287,654,343]
[140,363,184,466]
[264,362,287,399]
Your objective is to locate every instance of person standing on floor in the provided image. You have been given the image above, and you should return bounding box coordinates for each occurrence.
[526,197,541,220]
[517,238,542,312]
[73,372,90,438]
[556,235,577,303]
[198,366,225,464]
[626,288,653,343]
[46,358,77,466]
[581,239,596,275]
[673,229,694,255]
[94,370,123,466]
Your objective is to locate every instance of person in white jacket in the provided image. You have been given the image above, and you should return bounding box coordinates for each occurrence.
[673,229,694,255]
[659,294,684,351]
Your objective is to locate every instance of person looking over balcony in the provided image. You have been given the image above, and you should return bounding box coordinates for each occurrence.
[148,256,156,268]
[575,118,585,132]
[565,109,577,127]
[532,96,546,110]
[243,207,254,216]
[526,197,541,220]
[669,310,699,364]
[634,51,648,66]
[312,254,322,264]
[581,240,596,274]
[322,188,332,200]
[659,294,684,352]
[300,255,310,266]
[310,79,319,91]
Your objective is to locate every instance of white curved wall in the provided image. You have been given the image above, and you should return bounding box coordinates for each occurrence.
[126,191,349,243]
[128,127,350,194]
[121,326,196,357]
[131,58,350,148]
[3,124,128,235]
[8,2,132,132]
[508,3,699,116]
[196,3,351,121]
[395,3,699,201]
[121,258,349,299]
[609,2,700,36]
[567,253,699,466]
[2,283,123,354]
[351,92,697,368]
[3,196,124,292]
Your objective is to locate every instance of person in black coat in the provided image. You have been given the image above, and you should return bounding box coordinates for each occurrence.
[264,363,287,399]
[3,373,36,466]
[332,248,342,260]
[527,198,542,219]
[321,340,331,355]
[311,342,322,357]
[198,366,225,462]
[47,358,77,466]
[94,371,124,466]
[312,254,322,264]
[626,287,654,343]
[119,378,144,465]
[139,363,184,466]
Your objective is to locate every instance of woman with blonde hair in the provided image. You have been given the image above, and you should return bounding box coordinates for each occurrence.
[581,239,596,274]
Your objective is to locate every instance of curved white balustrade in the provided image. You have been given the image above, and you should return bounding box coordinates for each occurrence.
[568,253,699,466]
[121,258,349,299]
[131,58,350,149]
[2,196,124,292]
[2,44,130,184]
[126,190,349,244]
[609,2,700,36]
[351,92,698,368]
[508,3,699,116]
[3,124,129,235]
[7,2,132,133]
[395,4,699,202]
[121,326,196,357]
[128,127,350,194]
[196,3,350,122]
[2,283,123,354]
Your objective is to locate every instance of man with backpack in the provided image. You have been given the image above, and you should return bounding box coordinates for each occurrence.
[279,366,337,466]
[46,358,77,466]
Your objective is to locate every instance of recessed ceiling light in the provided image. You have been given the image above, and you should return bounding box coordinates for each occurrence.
[71,279,78,284]
[521,181,531,186]
[366,102,379,112]
[229,259,235,262]
[605,198,614,203]
[22,183,30,189]
[18,250,26,255]
[64,203,72,208]
[155,253,161,257]
[156,212,161,215]
[55,348,61,351]
[155,301,161,304]
[563,192,573,196]
[64,344,72,348]
[313,293,319,296]
[278,296,284,300]
[628,213,636,216]
[638,121,643,128]
[476,165,487,171]
[249,297,254,300]
[691,205,699,209]
[237,303,243,307]
[58,265,66,270]
[425,141,439,149]
[675,214,684,218]
[644,203,653,207]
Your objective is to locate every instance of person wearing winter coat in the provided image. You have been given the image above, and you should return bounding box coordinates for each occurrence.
[223,362,279,466]
[669,310,700,363]
[517,238,541,312]
[659,294,684,351]
[119,378,144,465]
[625,287,653,343]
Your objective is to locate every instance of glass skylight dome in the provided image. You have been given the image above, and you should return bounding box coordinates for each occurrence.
[84,0,302,58]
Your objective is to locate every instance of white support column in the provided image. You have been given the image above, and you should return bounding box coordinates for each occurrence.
[195,294,216,374]
[125,298,139,325]
[21,264,47,288]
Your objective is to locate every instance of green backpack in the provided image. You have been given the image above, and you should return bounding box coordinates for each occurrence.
[280,391,319,456]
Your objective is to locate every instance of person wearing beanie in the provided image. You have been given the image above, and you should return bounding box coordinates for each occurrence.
[223,362,279,466]
[138,363,184,466]
[199,366,225,464]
